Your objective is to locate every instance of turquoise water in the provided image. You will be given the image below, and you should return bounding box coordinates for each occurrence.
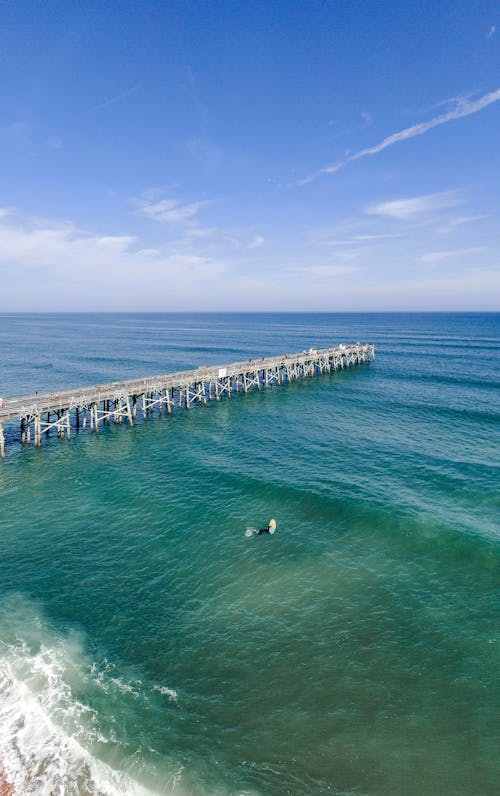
[0,313,498,795]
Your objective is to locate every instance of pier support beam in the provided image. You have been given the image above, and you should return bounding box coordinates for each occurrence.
[34,416,42,447]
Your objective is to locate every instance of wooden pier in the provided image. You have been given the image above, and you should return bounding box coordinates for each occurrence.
[0,343,374,458]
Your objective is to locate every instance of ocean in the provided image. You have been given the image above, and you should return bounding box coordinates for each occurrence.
[0,312,498,795]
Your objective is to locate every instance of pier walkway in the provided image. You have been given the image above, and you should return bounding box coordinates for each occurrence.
[0,343,374,457]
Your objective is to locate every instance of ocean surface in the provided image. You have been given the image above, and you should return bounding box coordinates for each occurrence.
[0,312,498,796]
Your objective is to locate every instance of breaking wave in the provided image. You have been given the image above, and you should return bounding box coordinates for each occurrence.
[0,595,184,795]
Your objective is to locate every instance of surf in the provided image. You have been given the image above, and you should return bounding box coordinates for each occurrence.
[0,596,185,795]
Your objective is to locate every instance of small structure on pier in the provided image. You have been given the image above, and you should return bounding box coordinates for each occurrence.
[0,343,374,458]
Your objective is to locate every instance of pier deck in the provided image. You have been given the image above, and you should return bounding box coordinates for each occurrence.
[0,343,374,457]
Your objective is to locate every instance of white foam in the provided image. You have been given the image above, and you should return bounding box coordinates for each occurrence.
[152,684,178,702]
[0,600,185,795]
[0,641,164,795]
[111,676,142,696]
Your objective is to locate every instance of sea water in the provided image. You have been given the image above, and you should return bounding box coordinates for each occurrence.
[0,313,498,795]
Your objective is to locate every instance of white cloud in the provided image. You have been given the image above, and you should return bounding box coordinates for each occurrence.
[312,233,402,253]
[0,206,17,218]
[365,191,462,220]
[445,214,489,227]
[0,214,137,266]
[136,196,213,225]
[135,248,161,257]
[296,87,500,185]
[487,25,496,39]
[0,208,230,310]
[248,235,265,249]
[307,219,405,247]
[437,214,490,234]
[183,226,222,239]
[346,233,402,243]
[418,246,487,264]
[135,193,265,252]
[0,205,496,312]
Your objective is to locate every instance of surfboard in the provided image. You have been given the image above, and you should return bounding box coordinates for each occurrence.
[245,519,277,537]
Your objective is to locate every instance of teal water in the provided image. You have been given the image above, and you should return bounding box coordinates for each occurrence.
[0,313,498,795]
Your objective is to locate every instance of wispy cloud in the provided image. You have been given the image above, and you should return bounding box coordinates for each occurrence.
[438,214,489,234]
[1,202,495,311]
[295,88,500,185]
[0,206,229,310]
[136,196,213,225]
[365,191,462,220]
[486,25,496,39]
[89,86,141,113]
[351,233,400,241]
[0,208,137,265]
[446,214,488,227]
[183,226,222,240]
[0,206,17,218]
[135,193,266,253]
[418,246,487,264]
[310,229,402,246]
[248,235,265,249]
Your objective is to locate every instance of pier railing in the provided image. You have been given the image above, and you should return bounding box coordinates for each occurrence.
[0,343,374,457]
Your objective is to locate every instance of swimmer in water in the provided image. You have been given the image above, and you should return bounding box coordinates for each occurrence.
[257,518,277,535]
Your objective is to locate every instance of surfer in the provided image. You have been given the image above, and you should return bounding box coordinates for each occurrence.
[257,518,277,535]
[244,519,277,537]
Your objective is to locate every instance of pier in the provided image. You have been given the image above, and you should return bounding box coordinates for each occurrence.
[0,343,374,457]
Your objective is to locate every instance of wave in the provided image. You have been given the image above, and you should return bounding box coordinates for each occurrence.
[0,596,185,795]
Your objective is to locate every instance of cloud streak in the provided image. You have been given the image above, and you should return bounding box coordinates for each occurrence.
[296,88,500,185]
[89,86,142,113]
[418,246,486,264]
[136,196,213,225]
[365,191,462,219]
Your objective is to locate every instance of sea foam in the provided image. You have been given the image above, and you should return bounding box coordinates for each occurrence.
[0,597,184,795]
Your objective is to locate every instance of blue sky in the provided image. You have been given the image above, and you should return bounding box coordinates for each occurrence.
[1,0,499,311]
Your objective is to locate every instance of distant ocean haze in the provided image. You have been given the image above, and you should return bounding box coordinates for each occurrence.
[0,312,498,795]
